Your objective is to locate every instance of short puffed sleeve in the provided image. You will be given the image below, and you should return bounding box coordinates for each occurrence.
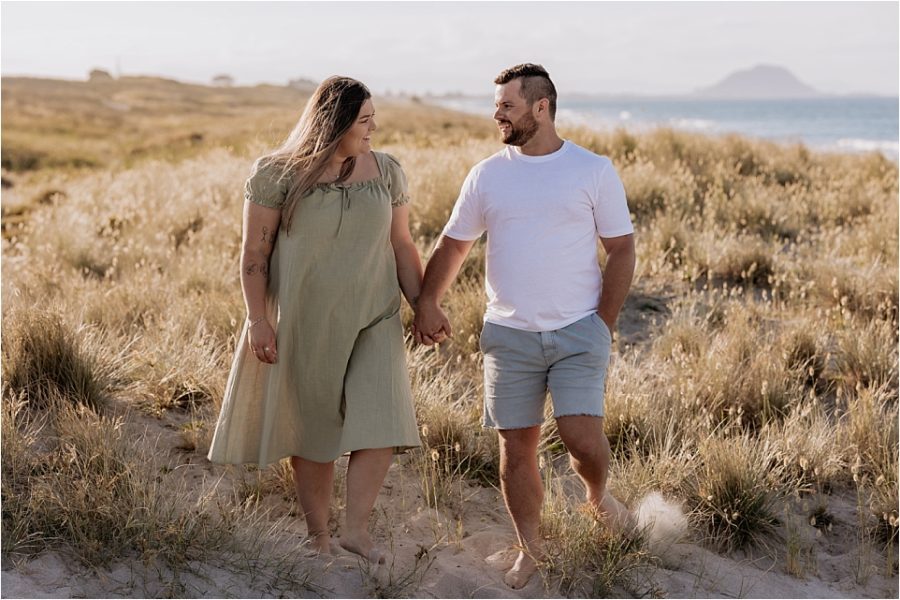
[244,158,289,209]
[380,153,411,207]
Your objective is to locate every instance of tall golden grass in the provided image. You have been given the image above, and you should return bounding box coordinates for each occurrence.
[2,76,897,593]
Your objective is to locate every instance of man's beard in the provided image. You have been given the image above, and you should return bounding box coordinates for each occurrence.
[500,111,539,146]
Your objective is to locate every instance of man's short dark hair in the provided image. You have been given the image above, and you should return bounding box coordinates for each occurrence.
[494,63,557,120]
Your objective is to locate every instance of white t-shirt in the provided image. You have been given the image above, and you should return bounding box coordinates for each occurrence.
[442,140,633,332]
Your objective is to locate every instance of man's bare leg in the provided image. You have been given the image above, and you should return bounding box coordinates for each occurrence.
[498,426,544,589]
[290,456,336,554]
[555,415,632,530]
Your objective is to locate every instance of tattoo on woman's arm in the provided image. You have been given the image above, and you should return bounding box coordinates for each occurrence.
[245,263,269,278]
[260,226,277,245]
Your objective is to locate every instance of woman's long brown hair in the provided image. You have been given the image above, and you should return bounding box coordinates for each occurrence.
[254,76,371,232]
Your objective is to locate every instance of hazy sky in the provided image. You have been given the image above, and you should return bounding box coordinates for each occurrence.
[2,1,898,96]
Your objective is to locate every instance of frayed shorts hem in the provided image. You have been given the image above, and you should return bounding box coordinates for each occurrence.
[554,411,605,419]
[481,412,605,431]
[481,419,544,431]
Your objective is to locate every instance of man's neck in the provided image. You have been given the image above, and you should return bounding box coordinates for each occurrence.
[516,129,564,157]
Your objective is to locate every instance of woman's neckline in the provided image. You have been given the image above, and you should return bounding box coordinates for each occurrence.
[315,151,382,189]
[313,176,383,191]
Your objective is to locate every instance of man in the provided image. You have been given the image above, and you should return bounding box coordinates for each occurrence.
[413,63,636,589]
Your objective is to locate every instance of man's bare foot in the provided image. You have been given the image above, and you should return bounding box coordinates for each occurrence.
[586,492,636,532]
[504,550,540,589]
[339,532,387,564]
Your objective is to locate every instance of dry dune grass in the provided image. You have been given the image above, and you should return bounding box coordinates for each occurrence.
[2,77,897,596]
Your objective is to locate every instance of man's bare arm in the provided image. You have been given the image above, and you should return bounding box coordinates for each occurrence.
[413,235,476,344]
[597,233,635,332]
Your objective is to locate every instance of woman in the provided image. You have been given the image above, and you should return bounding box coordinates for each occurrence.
[208,76,423,563]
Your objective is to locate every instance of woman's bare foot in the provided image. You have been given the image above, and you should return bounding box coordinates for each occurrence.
[503,549,541,589]
[339,532,387,564]
[303,532,334,557]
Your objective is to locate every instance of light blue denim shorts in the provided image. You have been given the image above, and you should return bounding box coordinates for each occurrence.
[479,312,612,430]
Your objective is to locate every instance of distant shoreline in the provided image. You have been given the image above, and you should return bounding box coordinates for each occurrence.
[426,96,899,161]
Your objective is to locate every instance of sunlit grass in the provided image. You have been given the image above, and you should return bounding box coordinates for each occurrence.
[1,75,897,595]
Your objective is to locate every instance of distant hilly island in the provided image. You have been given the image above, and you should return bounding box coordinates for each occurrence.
[693,64,821,99]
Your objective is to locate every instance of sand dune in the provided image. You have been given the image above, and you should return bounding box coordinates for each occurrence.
[3,446,897,598]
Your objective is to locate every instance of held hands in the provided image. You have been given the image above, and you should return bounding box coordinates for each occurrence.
[248,319,278,363]
[412,299,452,346]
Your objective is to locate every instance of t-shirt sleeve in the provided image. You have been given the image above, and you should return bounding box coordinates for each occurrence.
[244,158,288,209]
[382,153,411,207]
[442,168,486,241]
[593,159,634,238]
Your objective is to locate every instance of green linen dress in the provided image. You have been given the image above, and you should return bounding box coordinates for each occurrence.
[207,151,421,465]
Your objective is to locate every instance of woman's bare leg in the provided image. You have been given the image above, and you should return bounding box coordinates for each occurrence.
[290,455,335,554]
[340,447,394,563]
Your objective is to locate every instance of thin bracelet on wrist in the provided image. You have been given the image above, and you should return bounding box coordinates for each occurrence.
[248,315,266,328]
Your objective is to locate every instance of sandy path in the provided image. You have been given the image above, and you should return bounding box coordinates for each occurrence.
[4,452,897,599]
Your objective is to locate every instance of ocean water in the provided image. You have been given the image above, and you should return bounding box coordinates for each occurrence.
[433,96,899,159]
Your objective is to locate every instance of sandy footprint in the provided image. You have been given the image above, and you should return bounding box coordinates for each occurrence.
[485,547,518,571]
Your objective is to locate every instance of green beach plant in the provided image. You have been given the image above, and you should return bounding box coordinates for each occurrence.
[692,435,784,551]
